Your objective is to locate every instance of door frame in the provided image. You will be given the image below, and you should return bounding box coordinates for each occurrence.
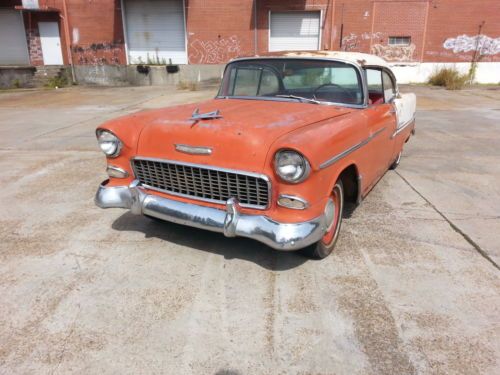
[268,10,323,52]
[120,0,188,65]
[38,21,64,65]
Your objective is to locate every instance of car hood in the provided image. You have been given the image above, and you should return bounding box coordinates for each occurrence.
[136,98,353,172]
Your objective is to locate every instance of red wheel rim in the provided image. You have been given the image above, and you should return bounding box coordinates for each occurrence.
[322,185,341,246]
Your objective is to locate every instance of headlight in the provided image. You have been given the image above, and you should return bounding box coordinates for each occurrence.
[274,150,310,183]
[96,129,122,157]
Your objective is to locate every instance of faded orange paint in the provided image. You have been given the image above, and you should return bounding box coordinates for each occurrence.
[98,56,415,224]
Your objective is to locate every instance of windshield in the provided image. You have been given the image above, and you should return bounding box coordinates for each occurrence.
[218,58,364,106]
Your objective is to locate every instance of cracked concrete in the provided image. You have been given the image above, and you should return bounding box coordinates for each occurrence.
[0,85,499,374]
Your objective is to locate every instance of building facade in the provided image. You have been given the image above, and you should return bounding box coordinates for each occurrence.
[1,0,499,84]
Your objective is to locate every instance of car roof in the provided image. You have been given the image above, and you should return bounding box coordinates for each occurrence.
[231,50,390,69]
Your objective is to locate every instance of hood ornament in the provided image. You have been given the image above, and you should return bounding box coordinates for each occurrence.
[190,108,222,124]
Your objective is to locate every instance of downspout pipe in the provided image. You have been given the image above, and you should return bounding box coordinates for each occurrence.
[61,0,76,83]
[254,0,258,56]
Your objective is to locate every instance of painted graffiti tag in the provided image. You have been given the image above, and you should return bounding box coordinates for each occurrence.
[371,44,416,62]
[341,32,384,51]
[73,43,122,65]
[443,34,500,55]
[190,36,242,64]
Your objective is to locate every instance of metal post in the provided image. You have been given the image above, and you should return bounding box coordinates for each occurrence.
[61,0,76,83]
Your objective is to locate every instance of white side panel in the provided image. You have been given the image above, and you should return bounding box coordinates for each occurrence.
[124,0,187,64]
[269,12,320,52]
[0,10,30,65]
[38,22,64,65]
[394,93,416,128]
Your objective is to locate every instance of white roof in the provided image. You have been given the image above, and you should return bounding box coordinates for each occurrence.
[234,51,390,68]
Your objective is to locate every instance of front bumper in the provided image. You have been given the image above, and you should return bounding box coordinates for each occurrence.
[95,180,329,251]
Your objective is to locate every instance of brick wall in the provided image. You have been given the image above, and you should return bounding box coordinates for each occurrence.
[332,0,499,63]
[185,0,255,64]
[25,21,43,66]
[423,0,500,63]
[15,0,500,66]
[37,0,126,65]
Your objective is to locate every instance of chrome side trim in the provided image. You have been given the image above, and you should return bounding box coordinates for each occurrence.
[130,156,272,210]
[319,127,386,170]
[391,117,416,138]
[95,180,329,251]
[174,144,213,155]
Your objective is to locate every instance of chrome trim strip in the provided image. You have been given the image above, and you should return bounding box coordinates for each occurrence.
[277,194,309,210]
[95,180,329,251]
[391,117,415,138]
[130,156,272,210]
[174,143,213,155]
[319,127,386,170]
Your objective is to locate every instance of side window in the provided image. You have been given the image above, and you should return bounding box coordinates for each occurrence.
[229,67,279,96]
[232,68,260,96]
[382,71,396,103]
[365,69,383,105]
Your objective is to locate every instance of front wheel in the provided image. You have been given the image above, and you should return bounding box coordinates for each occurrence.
[300,180,344,260]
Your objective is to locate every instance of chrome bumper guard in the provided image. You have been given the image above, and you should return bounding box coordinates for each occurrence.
[95,180,329,251]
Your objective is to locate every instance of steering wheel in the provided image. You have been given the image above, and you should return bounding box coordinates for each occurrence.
[313,83,356,102]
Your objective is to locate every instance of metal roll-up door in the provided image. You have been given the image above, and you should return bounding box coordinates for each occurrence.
[269,11,321,52]
[123,0,187,64]
[0,10,30,65]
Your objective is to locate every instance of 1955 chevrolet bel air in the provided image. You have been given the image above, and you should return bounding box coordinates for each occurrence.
[95,51,416,259]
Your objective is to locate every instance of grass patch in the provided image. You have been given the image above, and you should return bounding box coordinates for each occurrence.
[177,81,199,91]
[428,67,468,90]
[45,75,68,89]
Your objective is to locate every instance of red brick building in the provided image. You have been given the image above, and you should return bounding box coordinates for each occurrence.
[1,0,499,83]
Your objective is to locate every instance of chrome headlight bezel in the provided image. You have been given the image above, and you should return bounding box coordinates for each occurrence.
[274,149,311,184]
[96,129,122,158]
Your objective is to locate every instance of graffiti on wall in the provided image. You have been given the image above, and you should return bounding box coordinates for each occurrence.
[73,43,122,65]
[371,44,416,62]
[443,34,500,55]
[341,32,384,51]
[189,36,242,64]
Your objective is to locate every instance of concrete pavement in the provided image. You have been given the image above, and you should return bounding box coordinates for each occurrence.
[0,85,499,374]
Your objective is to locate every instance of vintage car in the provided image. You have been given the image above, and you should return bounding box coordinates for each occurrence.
[95,51,416,259]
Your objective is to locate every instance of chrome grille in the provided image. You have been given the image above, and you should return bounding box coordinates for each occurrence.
[132,158,270,209]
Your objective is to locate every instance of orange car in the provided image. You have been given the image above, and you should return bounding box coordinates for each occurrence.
[95,51,416,259]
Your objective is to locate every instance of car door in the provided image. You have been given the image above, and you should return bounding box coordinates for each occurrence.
[382,70,416,162]
[363,68,397,187]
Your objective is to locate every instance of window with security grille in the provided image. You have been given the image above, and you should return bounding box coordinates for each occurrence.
[388,36,411,45]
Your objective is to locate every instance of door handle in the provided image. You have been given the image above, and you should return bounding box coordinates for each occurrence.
[389,109,397,114]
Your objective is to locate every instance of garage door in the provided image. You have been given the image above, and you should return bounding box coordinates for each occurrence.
[0,10,30,65]
[123,0,187,64]
[269,11,321,52]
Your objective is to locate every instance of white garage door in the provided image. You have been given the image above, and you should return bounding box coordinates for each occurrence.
[0,10,30,65]
[123,0,187,64]
[269,11,321,52]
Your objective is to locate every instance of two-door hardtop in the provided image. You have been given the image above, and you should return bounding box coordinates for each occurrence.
[95,51,416,259]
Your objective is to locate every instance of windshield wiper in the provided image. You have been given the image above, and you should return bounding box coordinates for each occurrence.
[275,94,321,105]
